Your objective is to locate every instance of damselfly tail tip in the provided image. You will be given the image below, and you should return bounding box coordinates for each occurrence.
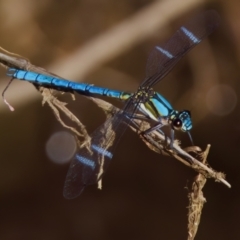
[3,98,14,111]
[2,77,15,111]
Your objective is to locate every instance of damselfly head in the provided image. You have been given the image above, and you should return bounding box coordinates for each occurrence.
[171,110,192,132]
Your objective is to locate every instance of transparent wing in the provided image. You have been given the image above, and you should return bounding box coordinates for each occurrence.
[142,10,220,88]
[63,100,136,199]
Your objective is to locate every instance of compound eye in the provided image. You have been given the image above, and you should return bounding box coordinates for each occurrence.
[173,118,182,129]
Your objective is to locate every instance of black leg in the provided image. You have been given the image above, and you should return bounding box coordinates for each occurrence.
[170,129,175,149]
[187,131,194,145]
[143,122,164,135]
[124,112,151,121]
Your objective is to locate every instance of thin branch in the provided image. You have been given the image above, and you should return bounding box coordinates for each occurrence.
[91,97,231,188]
[0,46,231,188]
[0,35,231,240]
[187,145,210,240]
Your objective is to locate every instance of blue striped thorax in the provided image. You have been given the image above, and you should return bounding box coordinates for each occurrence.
[145,92,192,132]
[123,89,193,133]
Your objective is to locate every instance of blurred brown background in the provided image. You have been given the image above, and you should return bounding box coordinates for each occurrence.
[0,0,239,239]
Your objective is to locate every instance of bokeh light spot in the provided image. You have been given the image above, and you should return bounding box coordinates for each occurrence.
[45,131,77,164]
[206,84,237,116]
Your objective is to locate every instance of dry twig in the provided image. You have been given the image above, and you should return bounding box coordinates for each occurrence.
[187,145,211,240]
[0,27,230,239]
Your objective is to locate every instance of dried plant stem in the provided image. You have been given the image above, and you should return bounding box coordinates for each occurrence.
[187,145,210,240]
